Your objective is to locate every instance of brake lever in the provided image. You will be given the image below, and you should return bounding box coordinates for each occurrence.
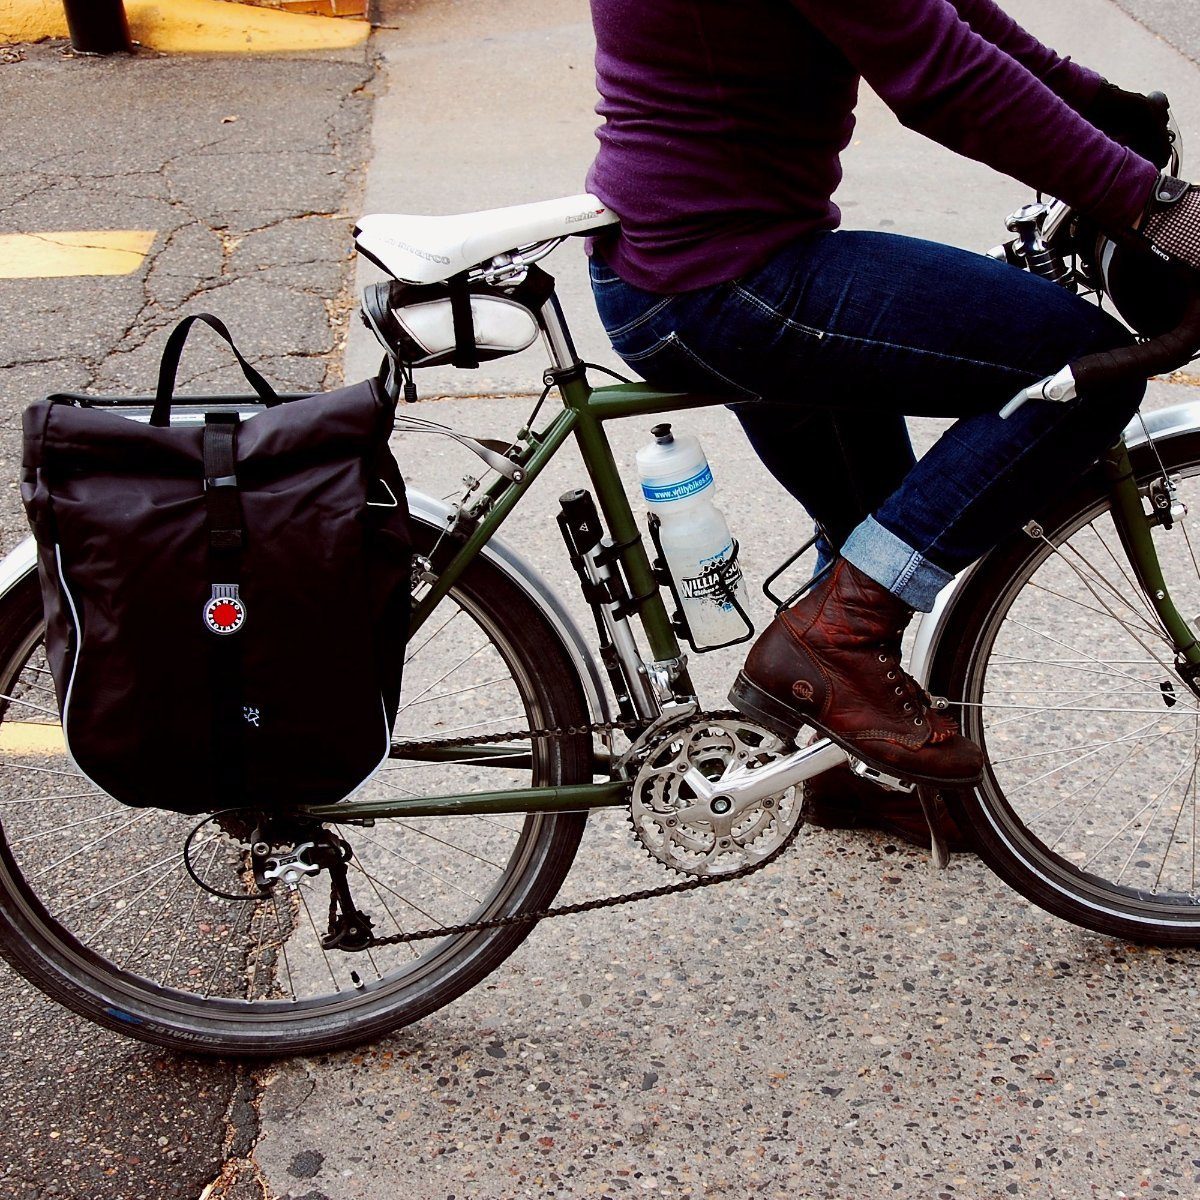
[999,365,1078,419]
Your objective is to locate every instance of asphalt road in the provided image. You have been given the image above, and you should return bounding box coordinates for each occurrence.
[0,39,374,1200]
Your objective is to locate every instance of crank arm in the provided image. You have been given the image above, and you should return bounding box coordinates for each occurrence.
[712,736,849,806]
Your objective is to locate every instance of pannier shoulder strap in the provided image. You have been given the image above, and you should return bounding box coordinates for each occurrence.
[152,313,279,428]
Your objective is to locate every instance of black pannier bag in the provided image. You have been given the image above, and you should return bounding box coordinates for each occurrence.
[20,314,412,814]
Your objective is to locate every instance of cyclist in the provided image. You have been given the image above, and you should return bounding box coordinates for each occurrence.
[586,0,1200,848]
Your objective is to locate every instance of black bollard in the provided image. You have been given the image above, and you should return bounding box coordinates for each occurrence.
[63,0,133,54]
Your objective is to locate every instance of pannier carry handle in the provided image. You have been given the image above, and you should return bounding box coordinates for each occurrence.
[151,313,280,428]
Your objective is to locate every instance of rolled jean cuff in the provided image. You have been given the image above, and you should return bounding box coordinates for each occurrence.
[841,516,953,612]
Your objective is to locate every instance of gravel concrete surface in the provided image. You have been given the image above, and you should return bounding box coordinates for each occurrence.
[2,2,1200,1199]
[0,38,375,1200]
[1112,1,1200,65]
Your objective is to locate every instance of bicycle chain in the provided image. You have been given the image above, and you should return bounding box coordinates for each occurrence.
[354,711,801,950]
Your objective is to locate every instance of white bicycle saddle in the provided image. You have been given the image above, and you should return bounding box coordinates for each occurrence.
[354,194,619,285]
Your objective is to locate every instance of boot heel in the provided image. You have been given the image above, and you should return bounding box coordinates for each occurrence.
[728,672,804,743]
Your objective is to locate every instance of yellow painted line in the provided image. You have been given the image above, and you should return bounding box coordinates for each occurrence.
[1,0,367,52]
[0,230,157,279]
[0,723,65,757]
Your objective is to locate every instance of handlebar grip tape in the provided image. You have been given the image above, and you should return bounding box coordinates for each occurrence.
[1072,291,1200,395]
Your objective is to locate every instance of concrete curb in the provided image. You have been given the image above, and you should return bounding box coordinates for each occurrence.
[2,0,368,53]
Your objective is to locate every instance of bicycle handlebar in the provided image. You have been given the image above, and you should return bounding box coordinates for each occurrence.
[1072,286,1200,393]
[1001,282,1200,419]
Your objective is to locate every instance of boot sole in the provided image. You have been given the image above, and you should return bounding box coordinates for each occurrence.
[728,672,984,788]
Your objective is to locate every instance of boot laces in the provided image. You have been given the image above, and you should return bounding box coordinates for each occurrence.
[877,632,961,740]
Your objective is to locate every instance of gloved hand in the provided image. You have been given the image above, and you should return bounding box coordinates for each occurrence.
[1140,175,1200,274]
[1086,81,1174,169]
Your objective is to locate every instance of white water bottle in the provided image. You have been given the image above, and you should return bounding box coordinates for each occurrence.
[636,423,750,648]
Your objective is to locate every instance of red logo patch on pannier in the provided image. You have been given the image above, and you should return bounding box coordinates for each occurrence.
[204,584,246,635]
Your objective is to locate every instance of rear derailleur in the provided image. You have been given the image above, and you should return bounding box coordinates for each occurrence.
[190,814,378,952]
[250,826,375,951]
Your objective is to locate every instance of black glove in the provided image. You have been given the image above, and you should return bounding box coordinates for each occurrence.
[1140,175,1200,275]
[1086,81,1174,169]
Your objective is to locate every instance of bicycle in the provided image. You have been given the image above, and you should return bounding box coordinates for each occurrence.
[2,123,1200,1057]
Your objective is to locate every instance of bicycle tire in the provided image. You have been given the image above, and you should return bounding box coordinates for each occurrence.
[0,517,594,1056]
[928,428,1200,944]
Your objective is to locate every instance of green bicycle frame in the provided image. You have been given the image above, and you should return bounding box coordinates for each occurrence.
[302,298,1200,823]
[303,357,730,821]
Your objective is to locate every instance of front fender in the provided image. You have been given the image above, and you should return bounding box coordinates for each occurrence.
[908,400,1200,686]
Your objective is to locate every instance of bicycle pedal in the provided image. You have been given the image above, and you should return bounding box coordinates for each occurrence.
[848,759,916,794]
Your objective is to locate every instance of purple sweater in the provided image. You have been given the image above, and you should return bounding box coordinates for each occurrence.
[586,0,1159,293]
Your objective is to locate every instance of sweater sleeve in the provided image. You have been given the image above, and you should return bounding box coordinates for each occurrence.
[948,0,1103,111]
[788,0,1156,231]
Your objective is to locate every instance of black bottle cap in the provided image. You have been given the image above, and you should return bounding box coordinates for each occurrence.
[651,423,674,445]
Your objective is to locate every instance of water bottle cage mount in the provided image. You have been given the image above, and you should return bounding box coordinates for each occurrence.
[646,513,755,654]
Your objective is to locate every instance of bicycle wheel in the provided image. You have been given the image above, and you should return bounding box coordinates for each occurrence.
[929,428,1200,944]
[0,517,594,1055]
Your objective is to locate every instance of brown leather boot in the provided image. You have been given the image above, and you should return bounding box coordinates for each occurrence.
[729,558,983,785]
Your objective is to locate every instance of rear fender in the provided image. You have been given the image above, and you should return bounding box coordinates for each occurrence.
[0,489,613,727]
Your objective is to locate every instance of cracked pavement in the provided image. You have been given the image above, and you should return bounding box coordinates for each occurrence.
[3,3,1200,1200]
[0,38,375,1200]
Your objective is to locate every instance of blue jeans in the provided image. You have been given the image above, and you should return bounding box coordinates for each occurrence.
[590,231,1145,611]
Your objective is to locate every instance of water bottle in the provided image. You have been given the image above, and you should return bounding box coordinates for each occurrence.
[636,423,750,648]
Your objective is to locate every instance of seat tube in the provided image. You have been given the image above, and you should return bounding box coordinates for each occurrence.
[540,294,582,373]
[539,295,693,700]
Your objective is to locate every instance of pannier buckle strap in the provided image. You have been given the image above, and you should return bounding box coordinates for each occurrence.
[203,414,244,552]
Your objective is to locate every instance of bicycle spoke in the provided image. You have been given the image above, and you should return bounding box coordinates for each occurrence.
[0,693,59,717]
[269,892,298,1004]
[9,806,164,846]
[162,838,222,989]
[397,640,492,713]
[399,675,511,708]
[1150,720,1198,894]
[1025,577,1162,639]
[354,828,487,904]
[297,885,341,993]
[403,607,462,665]
[1045,724,1184,858]
[119,863,194,972]
[395,821,506,871]
[52,838,218,920]
[0,790,105,805]
[1004,617,1172,695]
[347,859,421,959]
[1111,752,1196,885]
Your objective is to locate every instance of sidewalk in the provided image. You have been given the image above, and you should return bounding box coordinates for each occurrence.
[246,3,1200,1199]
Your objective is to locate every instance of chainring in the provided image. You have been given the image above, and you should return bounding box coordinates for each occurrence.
[630,713,803,876]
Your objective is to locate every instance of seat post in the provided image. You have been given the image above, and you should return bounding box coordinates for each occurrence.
[539,293,583,373]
